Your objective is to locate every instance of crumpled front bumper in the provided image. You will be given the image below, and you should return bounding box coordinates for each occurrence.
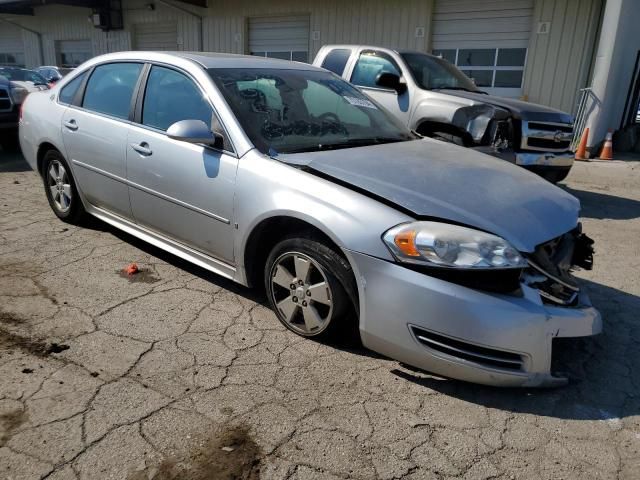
[346,249,601,388]
[515,151,574,168]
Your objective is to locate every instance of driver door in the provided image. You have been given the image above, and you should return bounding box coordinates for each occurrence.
[126,64,238,264]
[348,50,411,126]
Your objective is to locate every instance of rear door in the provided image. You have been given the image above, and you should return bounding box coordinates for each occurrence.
[126,64,238,264]
[347,49,412,126]
[61,62,143,219]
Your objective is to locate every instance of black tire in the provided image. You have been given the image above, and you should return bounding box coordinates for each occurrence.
[264,235,357,342]
[42,150,88,224]
[0,132,20,153]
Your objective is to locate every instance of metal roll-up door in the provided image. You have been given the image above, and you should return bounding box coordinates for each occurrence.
[432,0,534,97]
[248,15,310,63]
[134,22,178,51]
[56,40,93,68]
[0,23,25,66]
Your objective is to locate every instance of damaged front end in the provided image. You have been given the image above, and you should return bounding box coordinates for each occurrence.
[421,93,576,182]
[523,226,595,307]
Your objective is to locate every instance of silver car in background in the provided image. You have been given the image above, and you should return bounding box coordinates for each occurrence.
[19,52,601,387]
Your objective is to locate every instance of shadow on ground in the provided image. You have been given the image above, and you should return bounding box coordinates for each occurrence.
[564,186,640,220]
[0,149,31,173]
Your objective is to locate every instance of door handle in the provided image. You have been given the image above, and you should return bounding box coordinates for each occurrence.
[63,119,78,131]
[130,142,152,156]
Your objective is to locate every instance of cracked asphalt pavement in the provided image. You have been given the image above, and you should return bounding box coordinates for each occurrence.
[1,151,639,480]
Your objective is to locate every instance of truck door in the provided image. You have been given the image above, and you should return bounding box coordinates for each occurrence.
[348,50,411,126]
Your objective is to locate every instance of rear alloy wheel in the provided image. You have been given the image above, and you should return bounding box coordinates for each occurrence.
[265,237,353,339]
[43,150,87,224]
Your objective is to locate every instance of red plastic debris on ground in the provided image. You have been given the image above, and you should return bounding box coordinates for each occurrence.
[123,263,139,276]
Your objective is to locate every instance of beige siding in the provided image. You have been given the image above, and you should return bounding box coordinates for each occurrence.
[433,0,534,49]
[201,0,434,58]
[7,0,433,67]
[522,0,603,113]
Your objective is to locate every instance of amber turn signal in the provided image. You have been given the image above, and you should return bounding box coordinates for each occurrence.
[394,230,420,257]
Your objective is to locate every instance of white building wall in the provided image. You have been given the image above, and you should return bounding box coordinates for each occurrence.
[522,0,603,113]
[2,0,434,67]
[200,0,434,58]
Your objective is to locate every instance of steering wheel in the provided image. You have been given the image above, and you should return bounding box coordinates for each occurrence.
[317,112,341,123]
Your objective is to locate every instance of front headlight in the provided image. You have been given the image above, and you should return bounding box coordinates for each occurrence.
[383,221,526,269]
[10,86,28,105]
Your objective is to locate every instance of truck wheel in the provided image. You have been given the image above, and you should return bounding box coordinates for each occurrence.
[264,236,356,341]
[42,150,88,224]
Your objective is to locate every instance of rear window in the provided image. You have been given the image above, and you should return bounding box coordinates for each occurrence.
[59,72,87,105]
[320,49,351,76]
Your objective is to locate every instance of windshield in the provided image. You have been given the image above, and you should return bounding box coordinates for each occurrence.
[400,53,479,92]
[0,68,47,85]
[208,68,415,154]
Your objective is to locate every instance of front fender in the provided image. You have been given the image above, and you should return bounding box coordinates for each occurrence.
[411,98,510,143]
[234,151,413,276]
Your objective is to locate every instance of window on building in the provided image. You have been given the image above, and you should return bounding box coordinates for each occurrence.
[321,49,352,76]
[83,63,143,119]
[350,51,402,89]
[142,66,213,132]
[0,53,25,67]
[250,51,309,62]
[432,48,527,89]
[59,71,87,105]
[56,40,93,68]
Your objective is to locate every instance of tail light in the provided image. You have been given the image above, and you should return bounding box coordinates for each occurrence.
[19,95,27,122]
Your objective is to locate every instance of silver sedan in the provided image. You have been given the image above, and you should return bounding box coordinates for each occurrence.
[19,51,601,387]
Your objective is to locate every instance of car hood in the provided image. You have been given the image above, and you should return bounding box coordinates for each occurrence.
[438,89,574,123]
[279,138,579,253]
[10,80,49,93]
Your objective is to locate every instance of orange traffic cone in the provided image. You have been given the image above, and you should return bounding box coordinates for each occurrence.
[575,127,589,160]
[598,130,613,160]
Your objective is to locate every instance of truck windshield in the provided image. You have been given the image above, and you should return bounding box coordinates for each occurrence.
[208,68,415,154]
[0,68,47,85]
[400,53,479,92]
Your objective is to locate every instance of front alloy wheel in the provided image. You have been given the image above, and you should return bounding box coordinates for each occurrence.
[269,252,333,336]
[265,236,355,340]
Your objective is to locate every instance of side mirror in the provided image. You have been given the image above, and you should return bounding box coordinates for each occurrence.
[167,119,224,149]
[375,72,407,94]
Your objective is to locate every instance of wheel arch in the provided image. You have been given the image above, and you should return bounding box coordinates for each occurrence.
[242,214,359,313]
[414,119,474,146]
[36,141,64,177]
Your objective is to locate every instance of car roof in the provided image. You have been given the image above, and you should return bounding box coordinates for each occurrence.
[320,44,439,58]
[82,51,325,72]
[175,52,324,71]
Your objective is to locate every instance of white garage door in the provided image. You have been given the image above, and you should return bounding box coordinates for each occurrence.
[56,40,93,68]
[0,23,25,67]
[248,15,310,62]
[134,22,178,51]
[432,0,534,97]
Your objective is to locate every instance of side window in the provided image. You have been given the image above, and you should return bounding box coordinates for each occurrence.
[59,71,87,105]
[83,63,143,119]
[142,66,213,132]
[321,49,352,76]
[350,52,401,89]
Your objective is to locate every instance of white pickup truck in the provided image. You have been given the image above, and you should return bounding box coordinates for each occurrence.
[313,45,575,183]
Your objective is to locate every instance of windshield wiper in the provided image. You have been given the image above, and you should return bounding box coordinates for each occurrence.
[282,137,405,154]
[431,85,487,94]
